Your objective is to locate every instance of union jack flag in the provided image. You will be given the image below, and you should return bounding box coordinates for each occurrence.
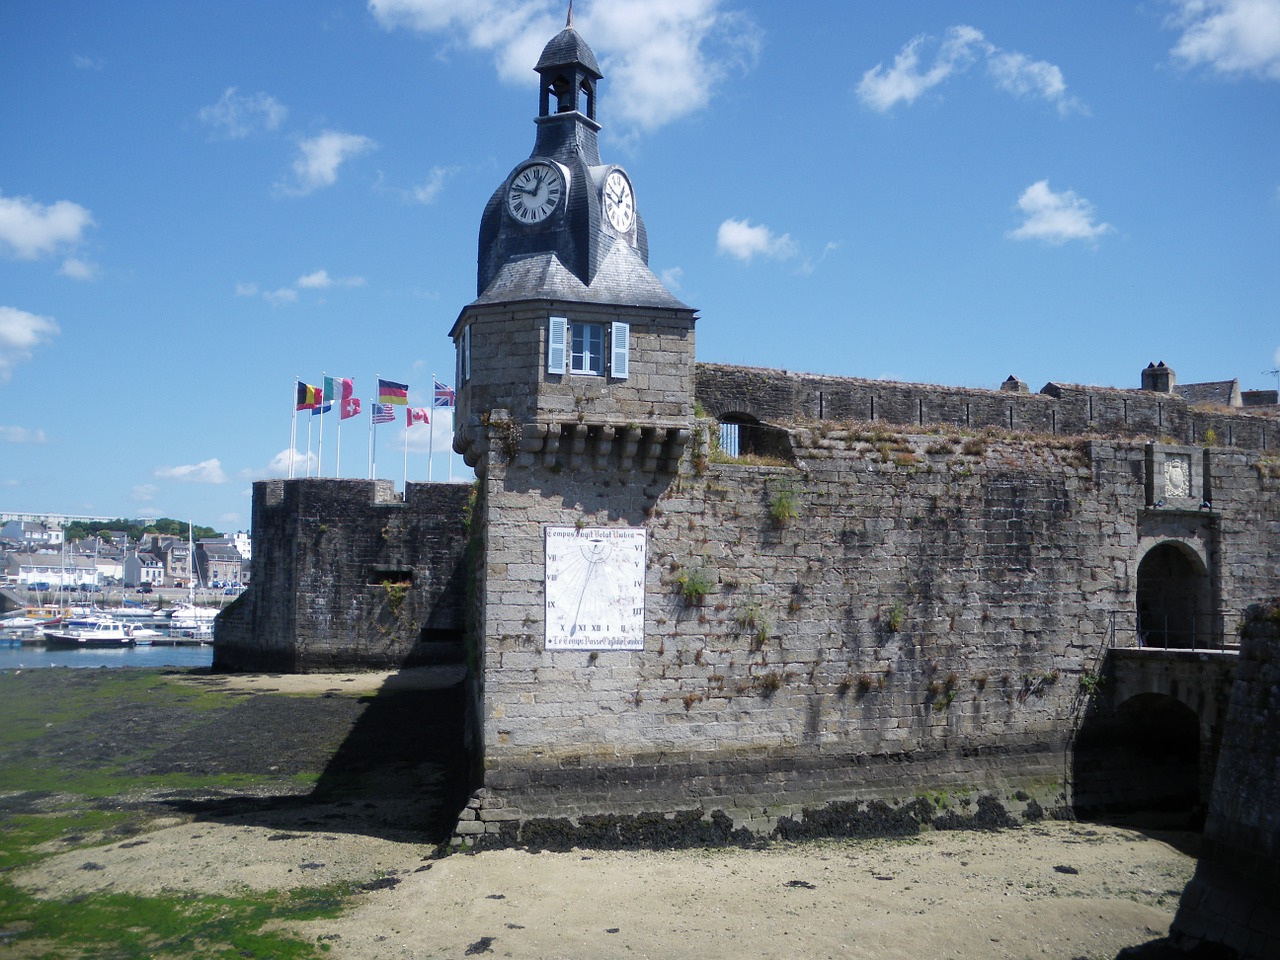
[433,379,456,408]
[371,402,396,424]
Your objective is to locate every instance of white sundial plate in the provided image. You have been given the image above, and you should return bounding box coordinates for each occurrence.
[544,526,646,650]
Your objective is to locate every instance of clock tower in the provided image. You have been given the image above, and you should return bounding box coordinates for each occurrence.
[450,14,697,473]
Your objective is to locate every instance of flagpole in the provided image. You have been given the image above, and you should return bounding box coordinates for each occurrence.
[289,380,298,479]
[306,413,313,477]
[335,415,342,478]
[317,371,326,478]
[428,373,436,482]
[371,374,380,481]
[402,413,409,498]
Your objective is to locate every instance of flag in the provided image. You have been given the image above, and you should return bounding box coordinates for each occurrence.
[341,396,361,420]
[433,380,456,408]
[371,402,396,424]
[296,382,322,410]
[407,407,430,426]
[378,378,408,405]
[311,400,332,416]
[323,376,353,403]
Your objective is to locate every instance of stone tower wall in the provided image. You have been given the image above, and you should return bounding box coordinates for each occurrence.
[215,478,472,673]
[1170,604,1280,959]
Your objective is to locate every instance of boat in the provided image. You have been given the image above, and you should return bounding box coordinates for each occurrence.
[165,604,219,634]
[42,616,136,648]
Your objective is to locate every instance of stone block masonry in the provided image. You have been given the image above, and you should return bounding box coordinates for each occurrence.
[1169,603,1280,960]
[215,479,472,673]
[462,416,1280,840]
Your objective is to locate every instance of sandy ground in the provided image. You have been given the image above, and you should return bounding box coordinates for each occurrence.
[18,815,1193,960]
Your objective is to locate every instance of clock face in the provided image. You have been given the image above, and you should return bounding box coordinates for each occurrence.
[602,169,635,233]
[545,526,646,650]
[507,162,563,224]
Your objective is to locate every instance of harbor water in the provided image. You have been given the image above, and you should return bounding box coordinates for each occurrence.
[0,640,213,670]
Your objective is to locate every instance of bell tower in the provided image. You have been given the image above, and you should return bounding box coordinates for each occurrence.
[451,14,696,476]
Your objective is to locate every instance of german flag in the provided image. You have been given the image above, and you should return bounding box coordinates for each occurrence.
[296,381,323,410]
[378,378,409,405]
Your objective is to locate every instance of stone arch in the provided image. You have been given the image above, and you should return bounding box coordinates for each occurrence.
[1073,692,1202,824]
[1136,540,1211,649]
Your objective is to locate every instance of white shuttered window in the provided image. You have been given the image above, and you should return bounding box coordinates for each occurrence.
[610,321,630,379]
[547,316,567,374]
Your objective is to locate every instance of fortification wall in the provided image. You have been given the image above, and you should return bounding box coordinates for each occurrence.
[214,478,472,673]
[1170,603,1280,959]
[696,363,1280,451]
[460,420,1280,842]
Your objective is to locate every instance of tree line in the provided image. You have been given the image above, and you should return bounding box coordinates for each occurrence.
[61,518,222,544]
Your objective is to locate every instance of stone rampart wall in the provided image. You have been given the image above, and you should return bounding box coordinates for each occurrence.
[467,422,1280,835]
[1170,605,1280,959]
[215,478,472,673]
[697,362,1279,451]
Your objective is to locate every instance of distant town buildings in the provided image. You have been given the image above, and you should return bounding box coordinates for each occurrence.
[0,518,249,594]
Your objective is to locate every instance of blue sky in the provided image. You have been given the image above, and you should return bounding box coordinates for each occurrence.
[2,0,1278,533]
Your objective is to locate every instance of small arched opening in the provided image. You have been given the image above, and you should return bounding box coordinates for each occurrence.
[716,413,793,463]
[1136,541,1211,649]
[1073,692,1202,827]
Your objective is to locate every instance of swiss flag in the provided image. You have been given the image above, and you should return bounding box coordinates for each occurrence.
[340,396,361,420]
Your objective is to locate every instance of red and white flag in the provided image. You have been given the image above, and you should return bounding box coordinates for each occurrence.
[340,396,361,420]
[406,407,430,426]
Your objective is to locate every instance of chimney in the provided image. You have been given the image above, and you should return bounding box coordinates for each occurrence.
[1141,361,1176,393]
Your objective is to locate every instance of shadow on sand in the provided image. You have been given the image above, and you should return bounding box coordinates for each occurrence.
[154,665,473,849]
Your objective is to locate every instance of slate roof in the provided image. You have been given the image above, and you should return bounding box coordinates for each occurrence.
[471,241,691,311]
[535,26,601,77]
[1175,379,1240,406]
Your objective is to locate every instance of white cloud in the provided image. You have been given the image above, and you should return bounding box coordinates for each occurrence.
[72,54,105,70]
[0,425,48,444]
[0,191,94,260]
[0,306,59,380]
[1167,0,1280,79]
[235,281,259,297]
[368,0,761,134]
[258,448,317,478]
[987,51,1084,115]
[716,218,797,262]
[132,483,159,503]
[59,257,98,281]
[412,166,452,204]
[858,26,989,111]
[296,269,365,289]
[858,25,1082,115]
[661,265,684,291]
[278,130,377,196]
[264,287,299,305]
[154,459,229,484]
[199,87,289,139]
[1008,179,1113,246]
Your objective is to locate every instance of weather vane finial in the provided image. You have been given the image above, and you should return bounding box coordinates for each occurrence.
[567,1,573,28]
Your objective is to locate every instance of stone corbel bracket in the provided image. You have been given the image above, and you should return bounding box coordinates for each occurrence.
[518,421,689,474]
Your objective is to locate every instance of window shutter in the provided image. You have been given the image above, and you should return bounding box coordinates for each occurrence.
[461,324,471,382]
[610,321,630,379]
[548,316,567,374]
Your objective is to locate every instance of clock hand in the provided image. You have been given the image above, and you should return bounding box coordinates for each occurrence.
[569,560,599,637]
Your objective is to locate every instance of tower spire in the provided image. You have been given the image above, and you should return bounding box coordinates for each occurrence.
[566,1,573,28]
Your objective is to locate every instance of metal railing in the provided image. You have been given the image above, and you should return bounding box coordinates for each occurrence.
[1109,609,1239,653]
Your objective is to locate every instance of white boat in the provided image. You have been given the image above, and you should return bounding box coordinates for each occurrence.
[165,603,219,633]
[43,616,136,648]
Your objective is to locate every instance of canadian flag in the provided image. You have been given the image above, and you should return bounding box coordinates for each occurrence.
[406,407,430,426]
[340,396,361,420]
